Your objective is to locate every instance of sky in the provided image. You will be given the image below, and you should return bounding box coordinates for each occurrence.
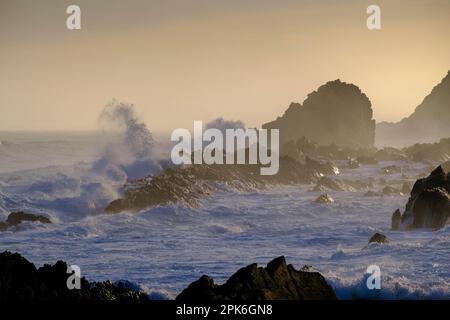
[0,0,449,131]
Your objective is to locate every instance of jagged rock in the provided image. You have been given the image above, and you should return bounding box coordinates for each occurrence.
[176,256,336,301]
[313,177,355,192]
[0,212,51,232]
[377,71,450,146]
[314,194,335,204]
[381,165,401,175]
[304,157,339,176]
[391,209,402,230]
[263,79,375,148]
[395,165,450,230]
[6,212,51,226]
[403,138,450,163]
[105,157,320,214]
[368,233,388,244]
[0,251,148,301]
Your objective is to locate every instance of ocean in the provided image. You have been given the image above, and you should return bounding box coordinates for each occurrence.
[0,131,449,299]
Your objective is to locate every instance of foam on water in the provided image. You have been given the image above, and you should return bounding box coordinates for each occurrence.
[0,130,449,300]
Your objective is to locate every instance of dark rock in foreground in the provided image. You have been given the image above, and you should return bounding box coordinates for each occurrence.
[176,256,336,301]
[0,212,51,232]
[0,251,147,301]
[392,165,450,230]
[368,233,388,244]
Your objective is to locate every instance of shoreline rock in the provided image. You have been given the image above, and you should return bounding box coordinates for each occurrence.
[0,251,147,301]
[176,256,336,301]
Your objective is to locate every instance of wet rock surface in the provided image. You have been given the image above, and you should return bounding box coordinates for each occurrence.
[176,256,336,301]
[0,212,51,232]
[393,165,450,230]
[368,232,388,244]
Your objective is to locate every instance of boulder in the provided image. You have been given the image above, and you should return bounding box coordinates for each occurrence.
[368,233,388,244]
[395,165,450,230]
[314,194,335,204]
[0,212,51,232]
[176,256,336,301]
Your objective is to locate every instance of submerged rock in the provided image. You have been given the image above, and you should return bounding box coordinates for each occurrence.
[394,165,450,230]
[314,194,335,204]
[176,256,336,301]
[0,212,51,232]
[368,233,388,244]
[0,251,148,301]
[381,165,401,175]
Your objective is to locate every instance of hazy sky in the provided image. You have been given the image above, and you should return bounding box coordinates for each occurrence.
[1,0,449,131]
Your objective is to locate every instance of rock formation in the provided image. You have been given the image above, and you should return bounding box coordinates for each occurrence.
[377,71,450,146]
[368,233,388,244]
[314,194,335,204]
[176,256,336,301]
[392,164,450,230]
[263,79,375,148]
[0,251,147,301]
[0,212,51,231]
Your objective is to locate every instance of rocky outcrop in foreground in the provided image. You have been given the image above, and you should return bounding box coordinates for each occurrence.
[0,251,147,301]
[0,212,51,231]
[176,256,336,301]
[392,163,450,230]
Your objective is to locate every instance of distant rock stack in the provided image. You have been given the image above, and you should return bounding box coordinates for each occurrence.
[377,70,450,146]
[263,79,375,148]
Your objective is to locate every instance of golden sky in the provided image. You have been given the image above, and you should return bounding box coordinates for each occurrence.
[0,0,449,131]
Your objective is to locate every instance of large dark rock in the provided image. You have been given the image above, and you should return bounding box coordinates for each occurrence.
[377,71,450,147]
[0,212,51,232]
[263,80,375,148]
[0,251,147,301]
[394,165,450,230]
[176,256,336,301]
[368,233,388,244]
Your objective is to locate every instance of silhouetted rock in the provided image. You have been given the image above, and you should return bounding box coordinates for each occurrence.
[395,165,450,230]
[0,251,148,301]
[403,138,450,163]
[377,71,450,146]
[105,157,321,214]
[304,157,339,176]
[368,233,388,244]
[6,212,51,226]
[391,209,402,230]
[314,194,335,204]
[0,212,51,232]
[263,80,375,148]
[176,256,336,301]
